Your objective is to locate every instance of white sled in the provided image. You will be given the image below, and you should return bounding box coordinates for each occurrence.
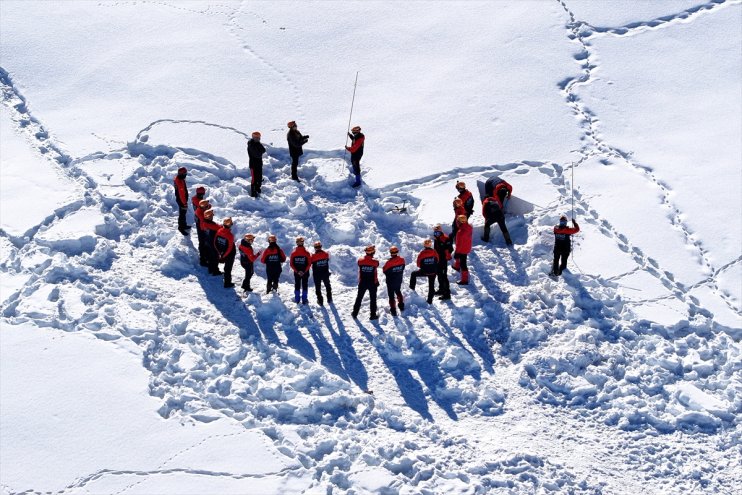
[476,179,535,216]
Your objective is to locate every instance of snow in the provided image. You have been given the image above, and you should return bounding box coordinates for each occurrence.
[1,1,741,494]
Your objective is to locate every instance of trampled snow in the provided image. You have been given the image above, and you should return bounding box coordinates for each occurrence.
[1,1,740,494]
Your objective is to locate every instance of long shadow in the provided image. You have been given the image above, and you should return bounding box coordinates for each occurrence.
[195,268,263,342]
[561,271,620,343]
[322,305,370,391]
[422,310,484,380]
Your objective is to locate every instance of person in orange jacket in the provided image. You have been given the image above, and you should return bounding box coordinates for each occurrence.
[352,245,380,320]
[382,246,406,316]
[451,197,467,241]
[173,167,190,235]
[410,239,439,304]
[201,209,222,275]
[214,217,236,288]
[453,215,473,285]
[550,216,580,276]
[261,234,287,294]
[311,241,333,305]
[290,236,311,304]
[482,193,513,246]
[346,125,365,187]
[433,224,453,300]
[194,199,211,267]
[239,233,260,292]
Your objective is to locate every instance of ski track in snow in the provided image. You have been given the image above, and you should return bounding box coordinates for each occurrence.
[1,3,741,493]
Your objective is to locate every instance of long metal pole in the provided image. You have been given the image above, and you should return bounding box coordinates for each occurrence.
[345,71,359,151]
[571,160,575,219]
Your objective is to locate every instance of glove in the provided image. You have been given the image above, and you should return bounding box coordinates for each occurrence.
[345,146,351,151]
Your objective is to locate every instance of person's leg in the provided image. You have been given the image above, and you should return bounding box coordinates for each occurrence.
[291,156,299,180]
[314,276,323,305]
[369,285,378,318]
[352,286,367,317]
[426,274,435,304]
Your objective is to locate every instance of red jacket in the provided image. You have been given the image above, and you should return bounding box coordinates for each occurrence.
[261,244,287,265]
[382,255,406,285]
[173,175,188,207]
[494,180,512,199]
[346,134,365,154]
[416,247,439,273]
[554,221,580,250]
[290,246,312,274]
[457,189,475,217]
[453,202,467,218]
[214,227,235,259]
[311,250,330,277]
[357,255,379,286]
[482,195,504,218]
[239,242,260,263]
[455,223,473,254]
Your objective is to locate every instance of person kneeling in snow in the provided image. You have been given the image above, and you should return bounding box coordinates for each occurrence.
[482,192,513,246]
[550,216,580,277]
[239,234,260,293]
[214,217,236,288]
[261,234,287,294]
[290,236,311,304]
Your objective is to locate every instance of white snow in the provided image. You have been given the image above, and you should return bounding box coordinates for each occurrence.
[1,1,740,494]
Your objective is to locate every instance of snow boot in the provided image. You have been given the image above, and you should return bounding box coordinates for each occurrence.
[390,307,398,316]
[266,281,272,294]
[504,231,513,246]
[351,310,358,319]
[398,301,405,311]
[369,313,379,320]
[456,270,469,285]
[317,294,324,306]
[352,174,361,188]
[224,282,235,288]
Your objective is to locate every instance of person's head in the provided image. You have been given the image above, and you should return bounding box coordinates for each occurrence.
[287,121,297,129]
[268,234,277,243]
[351,125,361,133]
[251,131,261,141]
[453,198,463,208]
[365,245,376,256]
[198,199,210,209]
[433,224,443,237]
[196,186,206,196]
[222,217,233,228]
[204,209,214,220]
[296,236,304,246]
[423,239,433,248]
[456,181,466,192]
[313,241,322,250]
[389,246,399,256]
[457,215,467,224]
[244,234,255,243]
[177,166,187,177]
[559,215,568,226]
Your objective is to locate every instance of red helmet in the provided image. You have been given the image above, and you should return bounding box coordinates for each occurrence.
[287,121,297,128]
[252,131,261,139]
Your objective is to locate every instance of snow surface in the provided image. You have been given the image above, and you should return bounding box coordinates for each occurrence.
[1,1,740,494]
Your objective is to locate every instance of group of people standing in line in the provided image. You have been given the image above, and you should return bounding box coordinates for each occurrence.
[172,123,580,319]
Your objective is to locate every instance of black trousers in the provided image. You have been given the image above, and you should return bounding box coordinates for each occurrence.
[410,270,436,303]
[386,281,403,309]
[250,165,263,197]
[351,158,361,176]
[552,248,571,275]
[353,284,377,316]
[219,251,235,285]
[294,272,309,292]
[291,156,299,179]
[314,273,332,303]
[177,206,188,230]
[483,211,511,243]
[436,263,450,297]
[266,269,281,292]
[196,228,208,265]
[454,253,468,271]
[241,262,254,289]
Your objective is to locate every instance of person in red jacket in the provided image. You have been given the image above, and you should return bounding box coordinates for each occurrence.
[382,246,406,316]
[194,199,211,267]
[214,217,236,288]
[290,236,311,304]
[191,185,206,213]
[455,181,475,218]
[550,216,580,276]
[261,234,287,294]
[239,233,261,292]
[451,197,467,241]
[173,167,190,235]
[346,125,365,188]
[352,245,380,320]
[311,241,332,306]
[453,215,473,285]
[433,224,453,300]
[410,239,439,304]
[482,194,513,246]
[201,209,222,275]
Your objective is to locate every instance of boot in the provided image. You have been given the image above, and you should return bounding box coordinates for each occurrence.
[352,174,361,188]
[302,289,308,305]
[294,290,300,303]
[317,294,324,306]
[457,270,469,285]
[266,281,272,294]
[390,308,397,316]
[452,259,460,272]
[224,282,235,288]
[369,313,379,320]
[398,300,405,311]
[504,231,513,246]
[409,277,416,290]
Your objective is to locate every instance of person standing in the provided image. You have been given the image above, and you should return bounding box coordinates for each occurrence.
[409,239,439,304]
[453,215,473,285]
[451,198,467,241]
[346,125,365,188]
[201,209,222,275]
[261,234,287,294]
[290,236,311,304]
[351,245,380,320]
[214,217,236,288]
[191,186,206,219]
[455,181,475,219]
[247,131,266,198]
[311,241,333,306]
[173,166,190,235]
[382,246,406,316]
[286,121,309,181]
[550,216,580,276]
[195,199,211,267]
[432,224,453,300]
[239,233,260,292]
[482,193,513,246]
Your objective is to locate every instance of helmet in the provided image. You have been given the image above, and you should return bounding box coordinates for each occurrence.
[296,236,304,245]
[222,217,233,227]
[456,181,466,190]
[389,246,399,255]
[313,241,322,249]
[244,234,255,241]
[559,215,568,225]
[457,215,468,224]
[287,120,297,128]
[351,125,361,132]
[196,186,206,194]
[204,209,214,220]
[198,199,210,209]
[364,245,376,255]
[423,239,433,247]
[178,166,187,175]
[453,198,463,207]
[251,131,261,139]
[268,234,277,242]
